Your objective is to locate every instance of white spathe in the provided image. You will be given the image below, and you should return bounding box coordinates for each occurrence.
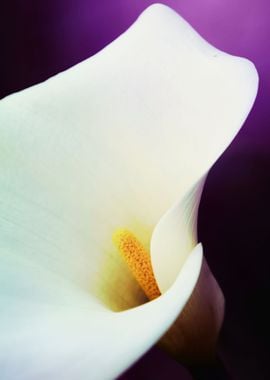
[0,3,258,380]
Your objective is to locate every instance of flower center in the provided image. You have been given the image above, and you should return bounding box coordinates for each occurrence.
[113,229,161,300]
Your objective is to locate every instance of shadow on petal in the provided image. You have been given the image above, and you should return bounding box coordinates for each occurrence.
[159,254,225,365]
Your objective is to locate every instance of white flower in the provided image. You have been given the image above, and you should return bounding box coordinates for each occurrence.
[0,4,258,380]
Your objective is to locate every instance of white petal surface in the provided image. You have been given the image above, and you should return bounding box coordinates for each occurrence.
[0,3,258,379]
[0,246,202,380]
[152,177,206,292]
[0,4,257,295]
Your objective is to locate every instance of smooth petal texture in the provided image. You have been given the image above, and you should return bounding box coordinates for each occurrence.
[0,4,258,302]
[152,177,224,364]
[152,177,206,292]
[0,3,258,379]
[0,245,202,380]
[159,255,225,365]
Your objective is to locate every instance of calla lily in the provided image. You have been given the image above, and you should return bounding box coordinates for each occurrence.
[0,4,258,380]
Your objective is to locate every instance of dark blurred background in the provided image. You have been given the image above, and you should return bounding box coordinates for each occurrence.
[1,1,270,379]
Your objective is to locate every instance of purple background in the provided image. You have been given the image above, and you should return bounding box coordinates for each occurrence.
[1,1,270,379]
